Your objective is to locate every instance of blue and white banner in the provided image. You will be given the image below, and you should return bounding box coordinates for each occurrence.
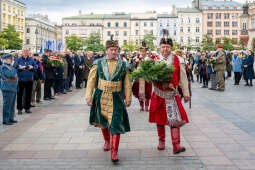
[58,41,63,52]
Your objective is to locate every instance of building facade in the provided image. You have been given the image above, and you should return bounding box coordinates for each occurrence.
[0,0,26,41]
[157,13,178,46]
[195,0,243,44]
[130,12,158,46]
[239,3,249,48]
[62,12,158,50]
[103,13,131,47]
[245,1,255,51]
[24,14,56,53]
[177,7,202,47]
[62,14,104,50]
[157,5,178,45]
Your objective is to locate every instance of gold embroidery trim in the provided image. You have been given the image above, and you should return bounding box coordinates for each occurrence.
[98,78,122,92]
[139,78,145,101]
[98,78,122,126]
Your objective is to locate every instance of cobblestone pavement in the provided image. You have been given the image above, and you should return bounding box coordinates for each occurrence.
[0,78,255,170]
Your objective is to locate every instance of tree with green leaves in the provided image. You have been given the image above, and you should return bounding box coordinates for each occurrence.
[239,40,245,50]
[172,41,180,51]
[219,37,234,51]
[0,38,8,50]
[84,32,105,52]
[143,33,156,51]
[65,35,83,52]
[201,35,216,51]
[0,24,22,50]
[122,41,138,53]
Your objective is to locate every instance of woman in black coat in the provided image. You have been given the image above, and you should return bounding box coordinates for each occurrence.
[243,50,255,86]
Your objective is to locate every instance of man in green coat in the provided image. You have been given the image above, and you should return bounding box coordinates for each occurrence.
[214,46,226,91]
[86,37,132,162]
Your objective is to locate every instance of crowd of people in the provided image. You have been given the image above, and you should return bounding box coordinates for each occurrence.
[1,45,255,126]
[0,48,104,125]
[189,47,255,91]
[1,36,255,163]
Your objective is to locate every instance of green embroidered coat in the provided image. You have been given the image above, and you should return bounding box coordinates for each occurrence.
[88,59,131,135]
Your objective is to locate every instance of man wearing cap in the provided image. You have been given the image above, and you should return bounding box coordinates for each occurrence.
[214,46,226,91]
[85,37,132,162]
[132,41,152,112]
[31,53,43,105]
[149,37,190,154]
[0,54,18,125]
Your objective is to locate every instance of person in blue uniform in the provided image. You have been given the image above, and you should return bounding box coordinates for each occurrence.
[0,54,18,125]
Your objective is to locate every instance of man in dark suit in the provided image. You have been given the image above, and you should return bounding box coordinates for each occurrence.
[65,50,74,91]
[42,49,55,100]
[74,51,84,89]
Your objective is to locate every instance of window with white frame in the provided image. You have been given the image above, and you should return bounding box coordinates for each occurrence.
[232,30,237,35]
[196,27,200,32]
[196,37,200,43]
[232,21,237,27]
[251,16,255,29]
[224,30,229,35]
[242,22,247,30]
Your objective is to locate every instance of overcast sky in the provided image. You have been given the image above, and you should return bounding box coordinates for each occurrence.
[22,0,245,24]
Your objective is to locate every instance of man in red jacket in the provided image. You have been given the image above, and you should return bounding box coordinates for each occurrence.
[149,37,190,154]
[132,41,152,112]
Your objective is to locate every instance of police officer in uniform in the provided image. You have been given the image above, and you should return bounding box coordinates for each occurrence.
[1,54,18,125]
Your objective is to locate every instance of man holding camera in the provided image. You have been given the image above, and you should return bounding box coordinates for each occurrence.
[15,48,36,114]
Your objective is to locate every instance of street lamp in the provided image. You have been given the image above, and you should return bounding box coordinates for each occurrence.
[35,28,39,53]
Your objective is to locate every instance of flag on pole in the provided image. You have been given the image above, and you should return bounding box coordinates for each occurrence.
[40,46,43,54]
[58,42,62,52]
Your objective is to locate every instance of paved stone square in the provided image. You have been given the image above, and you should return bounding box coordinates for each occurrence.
[0,78,255,170]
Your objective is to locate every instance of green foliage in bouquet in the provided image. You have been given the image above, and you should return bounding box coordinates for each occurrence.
[48,56,64,67]
[206,58,215,66]
[131,60,175,83]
